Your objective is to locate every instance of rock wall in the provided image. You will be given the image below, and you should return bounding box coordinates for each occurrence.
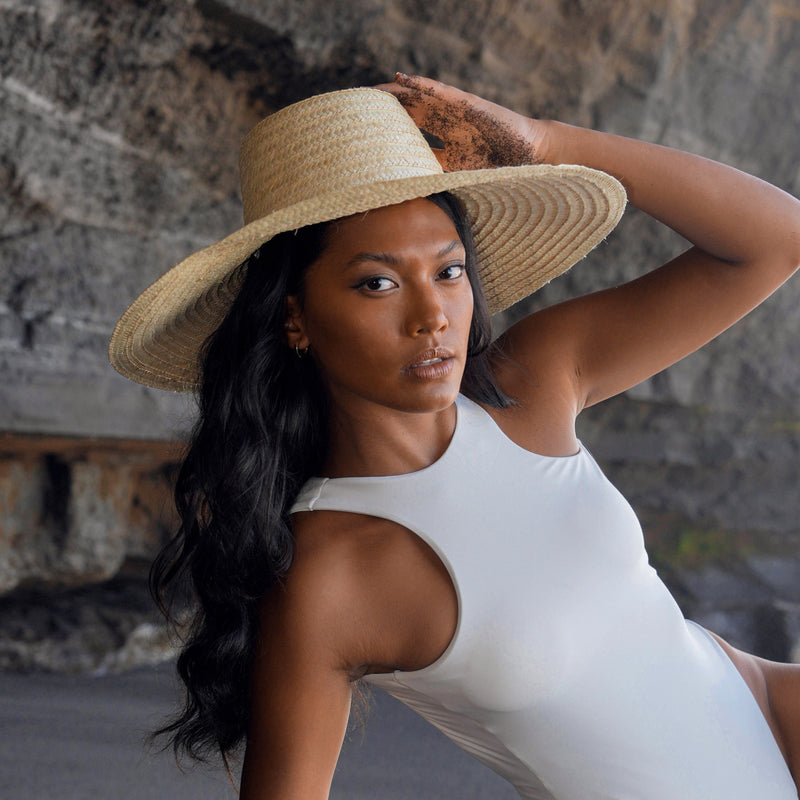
[0,434,180,593]
[0,433,181,671]
[1,0,800,670]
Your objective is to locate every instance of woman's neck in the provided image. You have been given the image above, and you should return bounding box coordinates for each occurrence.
[321,398,458,479]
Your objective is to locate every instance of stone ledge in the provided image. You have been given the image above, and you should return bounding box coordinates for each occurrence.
[0,431,183,459]
[0,431,182,594]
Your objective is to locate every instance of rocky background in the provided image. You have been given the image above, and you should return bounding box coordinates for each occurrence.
[1,0,800,672]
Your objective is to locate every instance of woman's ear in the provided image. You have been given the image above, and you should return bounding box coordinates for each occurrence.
[284,295,310,350]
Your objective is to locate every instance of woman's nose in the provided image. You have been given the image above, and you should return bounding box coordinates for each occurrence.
[405,286,449,337]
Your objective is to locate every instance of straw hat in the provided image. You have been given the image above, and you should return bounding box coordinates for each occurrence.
[109,87,626,392]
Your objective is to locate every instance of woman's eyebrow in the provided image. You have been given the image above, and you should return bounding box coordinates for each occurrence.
[344,251,401,269]
[437,239,465,258]
[344,240,464,270]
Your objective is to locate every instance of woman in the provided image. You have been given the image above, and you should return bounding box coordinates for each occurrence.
[110,74,800,798]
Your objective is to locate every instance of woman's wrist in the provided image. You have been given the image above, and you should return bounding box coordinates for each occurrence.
[538,120,611,170]
[524,117,558,166]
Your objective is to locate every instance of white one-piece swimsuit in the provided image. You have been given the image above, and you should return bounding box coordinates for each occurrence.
[291,394,797,799]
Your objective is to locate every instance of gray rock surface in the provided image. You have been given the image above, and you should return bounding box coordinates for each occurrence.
[1,0,799,668]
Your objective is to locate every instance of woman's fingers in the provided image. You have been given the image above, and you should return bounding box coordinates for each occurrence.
[376,73,543,170]
[376,80,481,170]
[375,78,454,138]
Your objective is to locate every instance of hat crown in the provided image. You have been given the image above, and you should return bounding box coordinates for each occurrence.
[239,89,443,224]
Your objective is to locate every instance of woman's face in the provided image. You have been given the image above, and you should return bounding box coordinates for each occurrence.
[289,197,474,415]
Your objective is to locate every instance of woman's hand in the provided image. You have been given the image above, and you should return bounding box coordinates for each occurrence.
[376,73,548,171]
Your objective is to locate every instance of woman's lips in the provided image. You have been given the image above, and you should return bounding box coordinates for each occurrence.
[402,347,456,378]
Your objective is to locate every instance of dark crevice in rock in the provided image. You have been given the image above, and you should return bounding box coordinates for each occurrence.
[196,0,293,51]
[193,0,384,108]
[192,0,305,109]
[21,319,35,349]
[188,24,297,81]
[0,226,39,245]
[7,277,35,316]
[41,453,72,548]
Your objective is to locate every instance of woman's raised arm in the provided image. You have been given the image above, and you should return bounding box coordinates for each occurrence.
[381,74,800,413]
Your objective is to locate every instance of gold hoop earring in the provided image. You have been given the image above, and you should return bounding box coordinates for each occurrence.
[295,344,310,359]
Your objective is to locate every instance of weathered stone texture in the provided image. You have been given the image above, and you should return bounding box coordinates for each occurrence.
[0,434,180,593]
[0,433,181,671]
[1,0,800,669]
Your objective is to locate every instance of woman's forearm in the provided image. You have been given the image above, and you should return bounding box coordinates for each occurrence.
[542,119,800,271]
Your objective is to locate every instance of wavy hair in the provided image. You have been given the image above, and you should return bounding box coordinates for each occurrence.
[150,192,512,764]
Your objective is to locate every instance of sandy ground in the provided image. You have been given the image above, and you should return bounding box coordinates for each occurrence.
[0,663,517,799]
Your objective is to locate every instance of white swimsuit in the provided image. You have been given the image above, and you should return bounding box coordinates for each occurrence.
[291,394,797,799]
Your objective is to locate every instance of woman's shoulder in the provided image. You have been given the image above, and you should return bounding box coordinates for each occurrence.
[273,510,386,609]
[268,509,457,674]
[286,509,444,611]
[289,507,411,577]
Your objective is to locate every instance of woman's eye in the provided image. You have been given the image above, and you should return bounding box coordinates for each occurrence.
[438,264,465,280]
[356,276,396,292]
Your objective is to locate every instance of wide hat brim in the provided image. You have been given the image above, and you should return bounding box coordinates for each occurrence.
[109,93,626,393]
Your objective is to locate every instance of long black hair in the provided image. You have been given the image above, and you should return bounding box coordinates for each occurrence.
[150,192,512,763]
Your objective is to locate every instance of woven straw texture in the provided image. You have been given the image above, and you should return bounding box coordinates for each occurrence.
[109,88,626,392]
